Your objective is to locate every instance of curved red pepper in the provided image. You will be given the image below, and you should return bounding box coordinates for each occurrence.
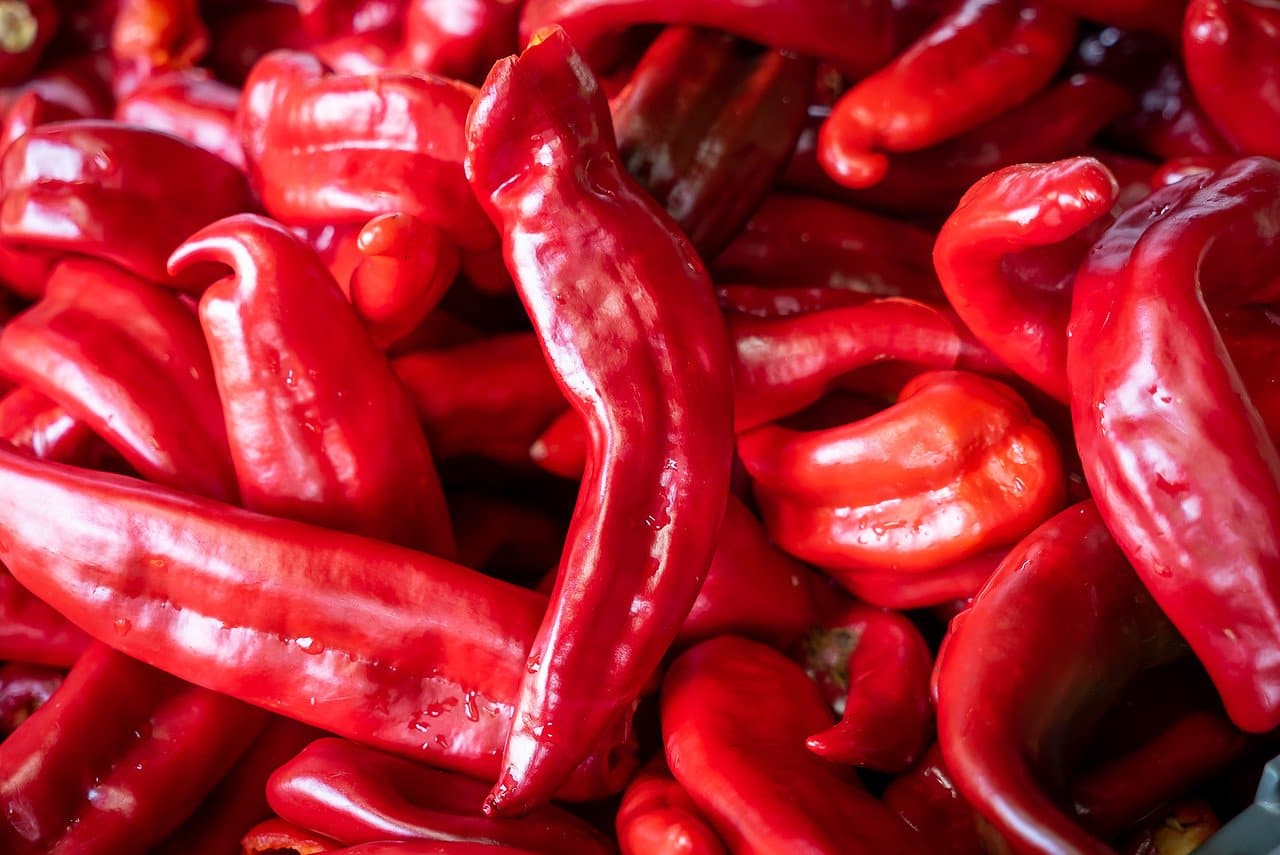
[0,449,636,798]
[393,334,566,467]
[236,50,495,254]
[616,759,726,855]
[716,285,876,320]
[0,258,238,500]
[527,408,587,478]
[832,548,1009,611]
[663,635,920,853]
[611,26,814,256]
[169,214,455,557]
[110,0,208,90]
[268,738,613,853]
[711,193,943,300]
[0,121,253,282]
[520,0,896,78]
[934,156,1119,401]
[819,0,1077,189]
[0,0,59,86]
[1068,157,1280,733]
[467,27,733,812]
[935,502,1187,854]
[402,0,520,83]
[1184,0,1280,160]
[114,68,245,167]
[801,601,933,773]
[740,371,1064,581]
[883,745,989,855]
[0,91,83,163]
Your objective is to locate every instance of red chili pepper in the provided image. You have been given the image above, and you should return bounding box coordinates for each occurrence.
[819,0,1077,189]
[236,50,495,255]
[616,759,726,855]
[611,26,814,256]
[401,0,520,83]
[788,73,1130,216]
[527,408,588,479]
[663,635,920,852]
[934,156,1119,401]
[267,738,613,853]
[0,0,59,86]
[467,27,733,812]
[114,68,245,167]
[168,213,455,556]
[0,449,636,798]
[711,193,944,300]
[882,744,988,855]
[0,642,268,854]
[935,502,1187,854]
[0,121,253,282]
[519,0,897,78]
[801,600,933,773]
[1183,0,1280,160]
[393,334,567,467]
[1067,157,1280,733]
[0,662,62,736]
[0,258,239,500]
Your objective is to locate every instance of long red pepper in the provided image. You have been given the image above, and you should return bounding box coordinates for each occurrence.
[114,68,244,167]
[466,27,733,813]
[935,502,1187,854]
[663,635,920,853]
[819,0,1077,189]
[268,738,613,852]
[0,448,635,798]
[1068,157,1280,733]
[615,759,726,855]
[169,214,455,556]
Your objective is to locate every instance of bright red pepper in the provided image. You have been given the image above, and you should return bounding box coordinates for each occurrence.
[0,448,636,798]
[110,0,208,89]
[935,502,1187,854]
[1183,0,1280,160]
[1067,157,1280,733]
[0,662,62,736]
[611,26,814,257]
[114,68,245,167]
[0,0,59,86]
[402,0,520,83]
[882,745,988,855]
[801,600,933,773]
[467,27,733,812]
[616,759,727,855]
[663,635,920,853]
[268,738,613,853]
[0,121,253,282]
[819,0,1077,189]
[715,285,876,320]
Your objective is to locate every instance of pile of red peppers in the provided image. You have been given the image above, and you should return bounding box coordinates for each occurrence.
[0,1,1277,853]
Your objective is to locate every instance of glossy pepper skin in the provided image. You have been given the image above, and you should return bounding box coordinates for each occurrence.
[110,0,208,89]
[0,258,239,501]
[1183,0,1280,160]
[0,663,61,736]
[237,50,495,255]
[819,0,1077,189]
[169,214,455,557]
[740,371,1064,581]
[0,0,58,86]
[610,26,814,257]
[935,502,1187,854]
[883,745,988,855]
[801,601,933,773]
[0,449,635,799]
[268,738,614,853]
[402,0,521,83]
[0,121,253,282]
[615,759,726,855]
[1068,158,1280,733]
[466,27,733,813]
[663,635,920,853]
[934,157,1119,401]
[114,68,245,167]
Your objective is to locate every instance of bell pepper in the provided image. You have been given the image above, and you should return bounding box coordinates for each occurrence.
[1067,157,1280,733]
[801,600,933,773]
[935,502,1187,854]
[611,26,814,256]
[711,193,944,300]
[616,759,726,855]
[0,662,62,736]
[0,258,239,501]
[467,27,733,812]
[1184,0,1280,160]
[934,156,1119,401]
[0,0,58,86]
[114,68,245,167]
[0,448,636,799]
[663,635,920,853]
[819,0,1077,189]
[0,121,253,282]
[168,214,455,556]
[401,0,520,83]
[267,738,614,853]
